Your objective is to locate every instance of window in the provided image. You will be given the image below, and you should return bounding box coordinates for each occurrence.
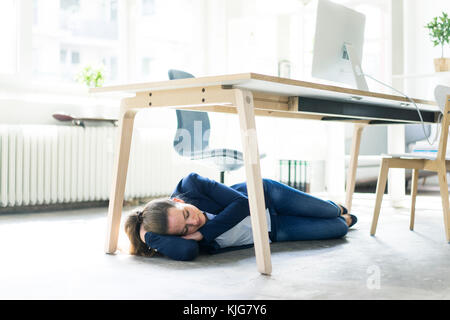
[105,56,118,80]
[141,57,154,77]
[110,0,118,21]
[71,51,80,64]
[134,0,204,81]
[0,0,17,74]
[32,0,119,83]
[1,0,206,88]
[224,0,390,84]
[353,1,390,83]
[60,49,67,64]
[33,0,39,25]
[60,0,80,11]
[142,0,156,16]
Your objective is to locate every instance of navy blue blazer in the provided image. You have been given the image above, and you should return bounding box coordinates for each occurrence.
[144,172,276,261]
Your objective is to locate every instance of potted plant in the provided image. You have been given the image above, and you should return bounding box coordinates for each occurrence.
[76,65,105,88]
[425,12,450,72]
[73,65,117,122]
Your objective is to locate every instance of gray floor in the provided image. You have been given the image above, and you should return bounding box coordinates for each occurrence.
[1,192,449,300]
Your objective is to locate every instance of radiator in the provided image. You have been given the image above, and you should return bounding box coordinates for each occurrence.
[0,125,195,208]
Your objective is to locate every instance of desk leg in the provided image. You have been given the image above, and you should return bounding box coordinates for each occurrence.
[105,105,137,254]
[345,123,366,213]
[234,89,272,275]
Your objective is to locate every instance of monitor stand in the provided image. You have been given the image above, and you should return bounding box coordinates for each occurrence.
[344,43,369,91]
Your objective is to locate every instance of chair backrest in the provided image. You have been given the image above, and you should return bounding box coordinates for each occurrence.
[405,124,431,150]
[434,85,450,161]
[168,69,210,156]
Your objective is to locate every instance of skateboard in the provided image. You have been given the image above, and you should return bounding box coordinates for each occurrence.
[52,112,118,128]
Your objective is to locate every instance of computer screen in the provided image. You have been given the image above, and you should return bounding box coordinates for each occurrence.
[311,0,369,91]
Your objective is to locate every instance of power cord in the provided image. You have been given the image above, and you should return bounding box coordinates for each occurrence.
[362,72,441,147]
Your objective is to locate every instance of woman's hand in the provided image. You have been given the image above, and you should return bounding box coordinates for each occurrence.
[182,231,204,241]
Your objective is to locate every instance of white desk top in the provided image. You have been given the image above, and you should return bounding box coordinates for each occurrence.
[90,73,439,112]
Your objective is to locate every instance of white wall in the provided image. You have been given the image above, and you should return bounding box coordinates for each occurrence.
[403,0,450,98]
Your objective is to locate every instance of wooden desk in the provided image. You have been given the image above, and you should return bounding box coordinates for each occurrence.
[91,73,439,275]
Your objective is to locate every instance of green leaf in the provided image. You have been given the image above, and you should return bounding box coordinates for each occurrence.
[425,11,450,49]
[75,64,105,88]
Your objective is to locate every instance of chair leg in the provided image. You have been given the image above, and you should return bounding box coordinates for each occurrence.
[371,158,390,236]
[437,165,450,242]
[410,169,419,230]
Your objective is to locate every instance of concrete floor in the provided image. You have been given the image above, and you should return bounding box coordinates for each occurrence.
[1,192,450,300]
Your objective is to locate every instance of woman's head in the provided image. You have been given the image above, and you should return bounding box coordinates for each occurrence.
[124,197,207,256]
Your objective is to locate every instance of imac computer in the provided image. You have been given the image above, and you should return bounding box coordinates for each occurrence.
[311,0,369,91]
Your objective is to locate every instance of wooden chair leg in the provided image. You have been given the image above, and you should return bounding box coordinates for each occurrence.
[105,106,138,254]
[234,88,272,275]
[410,169,419,230]
[437,165,450,242]
[371,158,390,236]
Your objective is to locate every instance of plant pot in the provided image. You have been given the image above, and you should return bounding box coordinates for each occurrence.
[434,58,450,72]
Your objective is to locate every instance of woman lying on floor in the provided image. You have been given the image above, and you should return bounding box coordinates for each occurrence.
[124,172,357,261]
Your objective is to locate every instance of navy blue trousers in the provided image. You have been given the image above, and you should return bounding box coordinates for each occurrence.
[231,179,349,242]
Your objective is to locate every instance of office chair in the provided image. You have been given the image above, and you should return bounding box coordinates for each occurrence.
[168,69,266,184]
[405,124,432,152]
[403,123,435,186]
[370,85,450,242]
